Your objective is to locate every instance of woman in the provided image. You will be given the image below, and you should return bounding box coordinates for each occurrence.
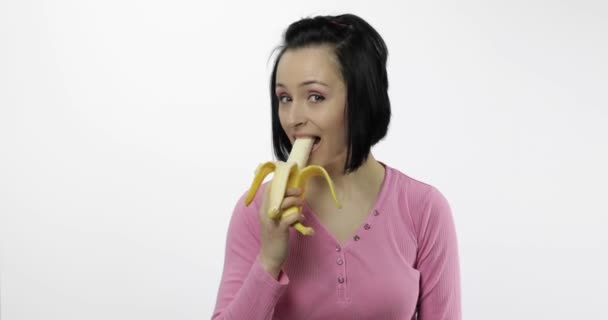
[212,13,461,320]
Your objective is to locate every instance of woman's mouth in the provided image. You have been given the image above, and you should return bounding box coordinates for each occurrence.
[292,135,321,155]
[311,136,321,154]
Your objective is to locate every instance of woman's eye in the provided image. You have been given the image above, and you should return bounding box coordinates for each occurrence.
[278,95,291,104]
[309,94,325,103]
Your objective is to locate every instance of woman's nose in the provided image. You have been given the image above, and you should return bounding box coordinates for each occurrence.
[286,103,308,128]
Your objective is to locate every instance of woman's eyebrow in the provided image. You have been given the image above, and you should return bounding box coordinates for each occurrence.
[276,80,329,88]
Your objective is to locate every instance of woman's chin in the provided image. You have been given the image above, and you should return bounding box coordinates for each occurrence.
[307,155,322,166]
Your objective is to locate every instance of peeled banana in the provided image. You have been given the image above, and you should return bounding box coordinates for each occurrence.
[244,137,341,235]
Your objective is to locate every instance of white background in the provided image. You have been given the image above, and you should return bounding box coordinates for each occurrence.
[1,0,607,319]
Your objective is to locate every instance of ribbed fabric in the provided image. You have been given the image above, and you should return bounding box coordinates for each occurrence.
[211,162,461,320]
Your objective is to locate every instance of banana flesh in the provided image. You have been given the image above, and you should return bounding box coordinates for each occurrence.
[244,137,341,235]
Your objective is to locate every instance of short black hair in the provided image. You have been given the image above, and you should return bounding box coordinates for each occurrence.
[269,13,391,174]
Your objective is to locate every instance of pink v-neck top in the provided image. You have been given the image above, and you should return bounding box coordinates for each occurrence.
[212,163,461,319]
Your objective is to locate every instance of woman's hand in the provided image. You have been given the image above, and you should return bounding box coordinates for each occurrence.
[257,185,305,278]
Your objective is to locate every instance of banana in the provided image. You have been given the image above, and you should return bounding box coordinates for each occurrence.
[244,137,341,235]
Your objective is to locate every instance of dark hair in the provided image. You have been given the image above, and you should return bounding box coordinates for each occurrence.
[269,13,391,174]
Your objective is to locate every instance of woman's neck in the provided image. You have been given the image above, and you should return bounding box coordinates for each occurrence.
[306,153,385,203]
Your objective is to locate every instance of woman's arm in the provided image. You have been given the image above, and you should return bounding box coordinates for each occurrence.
[211,187,289,320]
[414,187,462,320]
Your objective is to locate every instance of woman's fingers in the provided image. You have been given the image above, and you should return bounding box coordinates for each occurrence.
[285,188,302,197]
[259,186,305,229]
[278,212,304,230]
[280,196,304,211]
[260,187,300,217]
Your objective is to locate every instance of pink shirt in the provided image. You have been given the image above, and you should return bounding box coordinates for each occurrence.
[212,163,461,319]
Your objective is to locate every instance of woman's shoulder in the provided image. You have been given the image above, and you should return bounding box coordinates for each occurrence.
[383,162,440,195]
[382,163,454,236]
[231,179,273,220]
[382,162,450,212]
[227,180,271,225]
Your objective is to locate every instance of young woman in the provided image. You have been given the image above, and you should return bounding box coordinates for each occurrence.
[212,13,462,320]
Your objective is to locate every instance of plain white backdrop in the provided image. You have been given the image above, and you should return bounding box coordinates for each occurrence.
[1,0,607,319]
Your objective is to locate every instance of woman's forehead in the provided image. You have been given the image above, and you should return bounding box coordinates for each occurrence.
[276,46,342,87]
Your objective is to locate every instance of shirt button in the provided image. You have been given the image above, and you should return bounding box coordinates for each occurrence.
[337,258,344,265]
[338,276,345,284]
[335,246,341,252]
[354,235,360,241]
[373,209,379,216]
[364,223,371,230]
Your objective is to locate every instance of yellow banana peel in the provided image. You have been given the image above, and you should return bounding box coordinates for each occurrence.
[244,137,341,235]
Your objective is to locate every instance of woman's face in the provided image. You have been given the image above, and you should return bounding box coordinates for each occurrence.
[275,45,348,168]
